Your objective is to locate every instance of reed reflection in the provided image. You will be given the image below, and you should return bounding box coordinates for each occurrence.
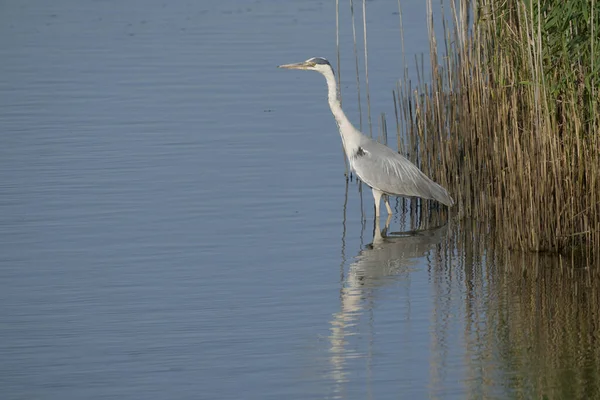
[460,247,600,399]
[327,197,599,398]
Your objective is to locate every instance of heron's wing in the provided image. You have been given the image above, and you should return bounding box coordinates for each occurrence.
[350,139,454,206]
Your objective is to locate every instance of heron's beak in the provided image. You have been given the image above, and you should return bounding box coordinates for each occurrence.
[278,61,312,70]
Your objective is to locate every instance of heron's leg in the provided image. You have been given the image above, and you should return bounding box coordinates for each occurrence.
[379,214,392,237]
[384,214,392,232]
[384,195,393,215]
[373,214,384,242]
[372,189,383,217]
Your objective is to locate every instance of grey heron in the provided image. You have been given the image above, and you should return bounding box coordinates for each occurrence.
[279,57,454,216]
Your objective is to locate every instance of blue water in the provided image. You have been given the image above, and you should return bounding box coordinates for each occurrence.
[1,1,598,399]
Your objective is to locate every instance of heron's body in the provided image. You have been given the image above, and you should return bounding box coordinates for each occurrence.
[279,57,454,216]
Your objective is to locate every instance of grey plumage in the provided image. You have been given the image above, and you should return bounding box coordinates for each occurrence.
[350,138,454,206]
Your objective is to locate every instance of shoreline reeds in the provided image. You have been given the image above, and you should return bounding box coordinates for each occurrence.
[348,0,600,261]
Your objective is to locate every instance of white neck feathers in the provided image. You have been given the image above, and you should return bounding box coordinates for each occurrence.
[321,68,362,156]
[322,68,347,128]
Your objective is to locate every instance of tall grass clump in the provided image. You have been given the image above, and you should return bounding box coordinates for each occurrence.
[394,0,600,259]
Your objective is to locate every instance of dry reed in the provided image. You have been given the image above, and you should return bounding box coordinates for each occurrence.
[393,0,600,261]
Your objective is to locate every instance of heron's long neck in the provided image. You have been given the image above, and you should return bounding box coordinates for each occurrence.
[323,69,349,129]
[323,68,361,154]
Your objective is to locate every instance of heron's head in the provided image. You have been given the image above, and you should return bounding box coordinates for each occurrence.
[278,57,333,74]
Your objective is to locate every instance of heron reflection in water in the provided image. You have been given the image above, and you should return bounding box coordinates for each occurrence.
[328,214,449,387]
[279,57,454,216]
[339,216,447,301]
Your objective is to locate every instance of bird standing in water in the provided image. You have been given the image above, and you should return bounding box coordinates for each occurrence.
[279,57,453,216]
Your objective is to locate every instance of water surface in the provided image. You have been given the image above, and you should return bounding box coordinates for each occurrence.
[1,1,598,399]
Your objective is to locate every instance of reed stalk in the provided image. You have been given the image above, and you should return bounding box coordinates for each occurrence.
[362,0,373,137]
[349,0,363,131]
[336,0,350,177]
